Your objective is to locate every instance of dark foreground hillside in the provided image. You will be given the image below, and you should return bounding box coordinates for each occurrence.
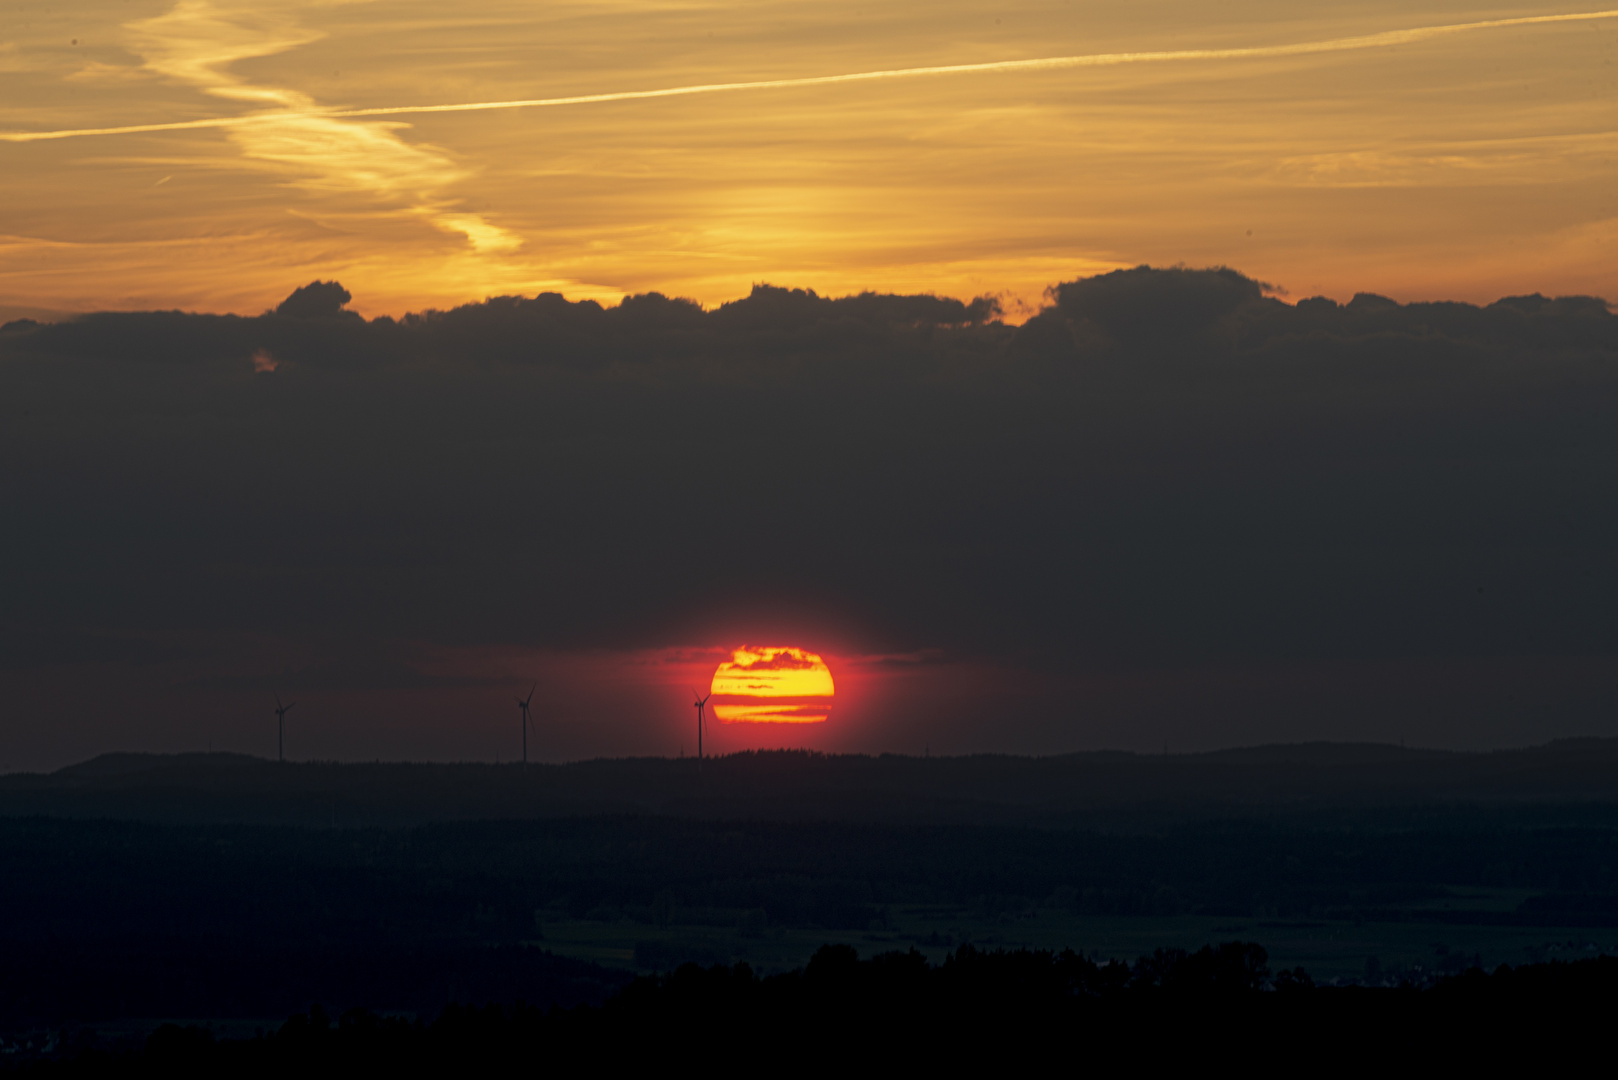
[6,744,1618,1046]
[5,802,1618,1030]
[8,946,1616,1072]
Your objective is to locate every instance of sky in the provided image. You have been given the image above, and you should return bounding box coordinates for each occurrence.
[3,272,1617,769]
[3,4,1618,771]
[4,1,1617,321]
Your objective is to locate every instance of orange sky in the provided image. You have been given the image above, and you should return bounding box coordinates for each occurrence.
[4,1,1616,321]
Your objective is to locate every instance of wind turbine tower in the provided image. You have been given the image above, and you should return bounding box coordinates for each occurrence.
[274,696,296,764]
[692,690,711,761]
[517,683,536,765]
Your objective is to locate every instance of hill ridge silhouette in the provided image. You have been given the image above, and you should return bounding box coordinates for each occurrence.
[5,739,1617,828]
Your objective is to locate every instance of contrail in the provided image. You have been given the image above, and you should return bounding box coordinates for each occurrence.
[5,9,1615,143]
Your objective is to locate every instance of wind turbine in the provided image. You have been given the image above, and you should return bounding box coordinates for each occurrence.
[517,683,536,765]
[274,696,296,763]
[692,689,711,761]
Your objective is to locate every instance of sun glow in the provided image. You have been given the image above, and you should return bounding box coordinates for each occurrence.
[710,646,834,724]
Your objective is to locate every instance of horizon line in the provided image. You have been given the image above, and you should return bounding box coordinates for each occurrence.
[14,737,1602,775]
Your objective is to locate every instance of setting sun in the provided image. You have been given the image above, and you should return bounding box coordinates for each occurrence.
[710,646,835,724]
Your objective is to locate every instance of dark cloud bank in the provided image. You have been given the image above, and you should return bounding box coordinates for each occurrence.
[2,267,1616,766]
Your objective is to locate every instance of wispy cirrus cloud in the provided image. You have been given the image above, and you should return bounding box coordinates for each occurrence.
[119,0,519,253]
[9,8,1617,142]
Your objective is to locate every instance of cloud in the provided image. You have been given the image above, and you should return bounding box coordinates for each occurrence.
[64,61,153,84]
[1050,264,1267,347]
[127,0,322,105]
[724,648,823,673]
[92,0,519,254]
[12,9,1618,143]
[3,267,1618,759]
[275,280,356,320]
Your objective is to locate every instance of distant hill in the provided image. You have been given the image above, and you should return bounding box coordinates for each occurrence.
[51,751,263,779]
[4,740,1618,827]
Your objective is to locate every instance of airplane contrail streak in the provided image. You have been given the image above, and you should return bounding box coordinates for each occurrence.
[4,9,1615,143]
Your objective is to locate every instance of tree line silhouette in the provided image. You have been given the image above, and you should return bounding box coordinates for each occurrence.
[10,945,1613,1072]
[7,807,1618,1032]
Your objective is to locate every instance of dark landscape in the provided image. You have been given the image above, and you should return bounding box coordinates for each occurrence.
[5,743,1618,1068]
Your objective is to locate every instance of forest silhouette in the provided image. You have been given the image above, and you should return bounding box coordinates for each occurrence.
[13,946,1614,1071]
